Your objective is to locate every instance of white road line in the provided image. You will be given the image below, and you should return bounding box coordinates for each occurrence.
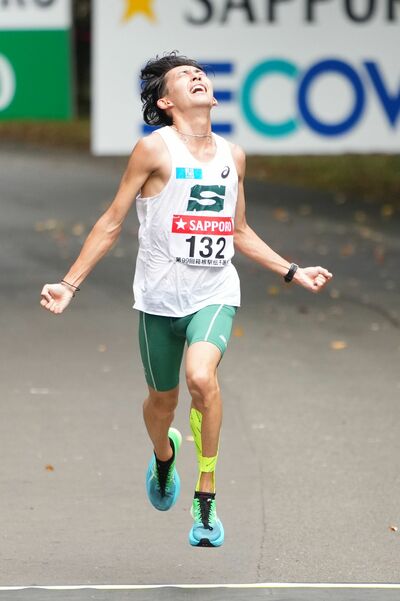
[1,583,400,591]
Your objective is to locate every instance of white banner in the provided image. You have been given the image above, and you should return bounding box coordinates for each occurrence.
[0,0,71,30]
[92,0,400,155]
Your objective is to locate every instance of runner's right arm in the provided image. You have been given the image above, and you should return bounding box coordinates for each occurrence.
[40,135,162,314]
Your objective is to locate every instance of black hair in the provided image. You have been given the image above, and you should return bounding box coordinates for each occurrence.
[140,51,204,126]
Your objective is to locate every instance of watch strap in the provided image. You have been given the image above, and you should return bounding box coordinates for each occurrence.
[284,263,299,283]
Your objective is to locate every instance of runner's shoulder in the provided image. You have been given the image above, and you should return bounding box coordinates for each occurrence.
[228,142,246,177]
[135,130,166,155]
[130,130,167,169]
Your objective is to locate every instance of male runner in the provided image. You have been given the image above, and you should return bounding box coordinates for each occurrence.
[40,52,333,548]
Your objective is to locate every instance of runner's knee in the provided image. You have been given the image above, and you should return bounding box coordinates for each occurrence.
[186,369,219,409]
[144,387,179,417]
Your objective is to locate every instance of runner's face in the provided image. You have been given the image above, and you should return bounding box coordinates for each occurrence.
[160,65,215,112]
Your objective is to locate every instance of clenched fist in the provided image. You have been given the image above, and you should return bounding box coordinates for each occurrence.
[294,266,333,293]
[40,282,75,314]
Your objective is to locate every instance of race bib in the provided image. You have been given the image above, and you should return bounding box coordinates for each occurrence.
[170,214,234,267]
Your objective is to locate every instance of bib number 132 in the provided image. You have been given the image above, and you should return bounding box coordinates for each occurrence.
[185,235,226,259]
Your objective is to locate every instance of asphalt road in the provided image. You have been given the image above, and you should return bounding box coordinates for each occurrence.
[1,143,399,587]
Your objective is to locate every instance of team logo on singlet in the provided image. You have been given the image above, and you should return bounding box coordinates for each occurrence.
[176,167,203,180]
[186,185,226,212]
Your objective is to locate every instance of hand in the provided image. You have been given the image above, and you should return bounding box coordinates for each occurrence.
[40,282,75,314]
[294,266,333,293]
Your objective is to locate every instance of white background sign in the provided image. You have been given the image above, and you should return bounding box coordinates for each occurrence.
[0,0,71,29]
[92,0,400,155]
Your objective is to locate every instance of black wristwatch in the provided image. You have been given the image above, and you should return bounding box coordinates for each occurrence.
[283,263,299,283]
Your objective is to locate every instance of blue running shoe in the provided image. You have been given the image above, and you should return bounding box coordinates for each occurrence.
[146,428,182,511]
[189,492,224,547]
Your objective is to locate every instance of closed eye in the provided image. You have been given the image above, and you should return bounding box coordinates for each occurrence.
[179,69,206,76]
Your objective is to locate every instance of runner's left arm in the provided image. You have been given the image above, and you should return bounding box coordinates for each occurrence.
[232,144,333,293]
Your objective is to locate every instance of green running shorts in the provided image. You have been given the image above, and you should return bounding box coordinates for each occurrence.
[138,304,237,392]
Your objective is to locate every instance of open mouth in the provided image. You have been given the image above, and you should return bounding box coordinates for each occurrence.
[191,84,207,94]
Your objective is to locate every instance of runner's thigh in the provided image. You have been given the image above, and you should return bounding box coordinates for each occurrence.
[138,312,185,392]
[186,304,237,357]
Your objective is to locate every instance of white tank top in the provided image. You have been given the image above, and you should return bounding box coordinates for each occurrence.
[133,126,241,317]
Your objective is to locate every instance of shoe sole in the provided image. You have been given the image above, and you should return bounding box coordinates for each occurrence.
[189,519,224,548]
[168,427,182,455]
[193,538,222,548]
[189,533,224,547]
[166,428,182,509]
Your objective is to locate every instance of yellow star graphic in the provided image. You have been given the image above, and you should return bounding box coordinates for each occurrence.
[122,0,156,22]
